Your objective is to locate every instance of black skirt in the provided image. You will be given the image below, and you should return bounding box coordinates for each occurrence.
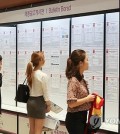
[27,96,46,119]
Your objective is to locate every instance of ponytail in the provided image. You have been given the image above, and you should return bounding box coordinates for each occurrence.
[66,58,75,79]
[26,62,33,88]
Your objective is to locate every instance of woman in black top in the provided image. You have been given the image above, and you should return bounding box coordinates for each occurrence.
[0,55,2,114]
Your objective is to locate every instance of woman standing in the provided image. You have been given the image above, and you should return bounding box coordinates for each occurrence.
[26,51,51,134]
[0,55,2,114]
[65,49,95,134]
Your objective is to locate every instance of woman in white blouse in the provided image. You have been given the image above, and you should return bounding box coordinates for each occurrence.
[26,51,51,134]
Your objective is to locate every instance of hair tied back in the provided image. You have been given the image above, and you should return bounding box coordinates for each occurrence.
[30,61,33,66]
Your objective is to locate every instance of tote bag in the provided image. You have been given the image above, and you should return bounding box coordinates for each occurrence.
[15,78,29,103]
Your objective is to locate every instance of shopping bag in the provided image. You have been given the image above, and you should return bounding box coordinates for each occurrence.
[15,78,29,103]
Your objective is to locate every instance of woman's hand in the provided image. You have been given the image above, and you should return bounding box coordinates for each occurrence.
[92,92,99,96]
[86,94,95,102]
[45,104,51,113]
[45,101,51,113]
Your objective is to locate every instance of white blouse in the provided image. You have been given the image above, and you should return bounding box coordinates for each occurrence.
[29,70,49,101]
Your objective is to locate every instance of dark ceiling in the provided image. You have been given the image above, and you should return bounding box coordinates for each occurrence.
[0,0,72,11]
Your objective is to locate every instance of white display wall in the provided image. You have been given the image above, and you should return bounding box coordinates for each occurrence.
[71,14,104,96]
[0,11,119,133]
[0,27,16,106]
[42,18,70,119]
[17,22,41,108]
[105,12,119,124]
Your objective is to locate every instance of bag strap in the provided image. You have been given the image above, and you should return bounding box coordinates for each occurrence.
[23,77,27,84]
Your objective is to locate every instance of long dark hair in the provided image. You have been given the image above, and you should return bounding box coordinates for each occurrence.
[65,49,86,81]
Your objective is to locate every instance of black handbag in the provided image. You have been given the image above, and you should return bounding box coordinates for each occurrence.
[15,78,30,103]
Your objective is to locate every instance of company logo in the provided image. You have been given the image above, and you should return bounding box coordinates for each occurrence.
[90,115,101,129]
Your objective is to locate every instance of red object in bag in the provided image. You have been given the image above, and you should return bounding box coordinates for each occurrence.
[84,93,104,134]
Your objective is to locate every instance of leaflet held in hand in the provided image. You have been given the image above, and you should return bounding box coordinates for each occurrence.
[50,101,63,113]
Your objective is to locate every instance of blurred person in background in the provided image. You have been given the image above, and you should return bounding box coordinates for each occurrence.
[0,55,3,114]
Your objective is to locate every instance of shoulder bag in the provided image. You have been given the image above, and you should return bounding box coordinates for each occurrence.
[15,78,30,103]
